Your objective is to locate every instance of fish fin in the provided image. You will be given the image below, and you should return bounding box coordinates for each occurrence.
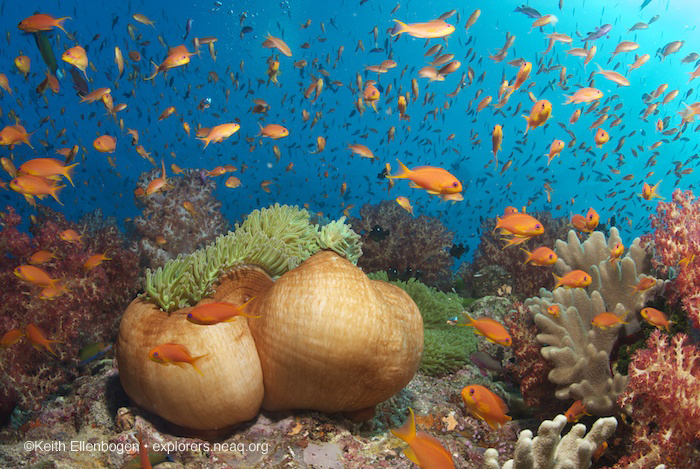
[50,184,65,205]
[390,19,407,37]
[552,273,562,289]
[520,248,531,264]
[144,61,159,81]
[387,158,411,179]
[391,407,416,443]
[403,447,420,466]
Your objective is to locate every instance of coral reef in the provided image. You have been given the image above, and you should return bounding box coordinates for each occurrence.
[367,272,478,376]
[503,302,557,412]
[613,330,700,468]
[642,188,700,329]
[0,206,138,417]
[524,227,665,414]
[349,200,454,290]
[526,287,629,415]
[142,203,362,312]
[554,227,664,334]
[483,414,617,469]
[467,211,569,298]
[129,168,230,270]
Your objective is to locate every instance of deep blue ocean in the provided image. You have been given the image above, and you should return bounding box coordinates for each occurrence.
[2,0,695,260]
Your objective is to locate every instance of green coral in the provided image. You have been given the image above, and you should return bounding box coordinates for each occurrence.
[368,272,478,375]
[143,204,363,312]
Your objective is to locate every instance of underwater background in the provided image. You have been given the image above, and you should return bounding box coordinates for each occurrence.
[1,0,699,467]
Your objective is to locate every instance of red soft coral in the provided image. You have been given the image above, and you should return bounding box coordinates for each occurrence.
[642,189,700,328]
[0,206,139,417]
[612,330,700,468]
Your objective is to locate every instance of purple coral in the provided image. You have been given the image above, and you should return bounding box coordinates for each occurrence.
[0,206,138,416]
[128,168,230,269]
[349,200,454,289]
[465,211,569,298]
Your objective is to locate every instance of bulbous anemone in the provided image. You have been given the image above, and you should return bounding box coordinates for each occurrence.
[117,251,423,435]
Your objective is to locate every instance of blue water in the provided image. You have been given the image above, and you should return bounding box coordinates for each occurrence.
[3,0,696,260]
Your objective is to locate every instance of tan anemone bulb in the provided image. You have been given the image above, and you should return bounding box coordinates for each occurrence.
[247,251,423,414]
[116,267,273,437]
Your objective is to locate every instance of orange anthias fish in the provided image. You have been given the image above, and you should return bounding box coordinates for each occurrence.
[60,229,82,243]
[187,298,259,325]
[585,208,599,231]
[364,82,380,112]
[546,304,561,317]
[609,242,625,263]
[145,47,196,80]
[0,329,24,347]
[145,160,173,196]
[565,400,591,423]
[640,181,663,200]
[521,246,558,266]
[547,139,565,165]
[630,276,657,293]
[29,250,57,265]
[395,196,413,215]
[491,124,503,169]
[18,14,71,34]
[391,408,455,469]
[523,99,552,133]
[591,312,628,330]
[461,314,512,346]
[553,270,591,289]
[347,143,375,159]
[386,159,463,202]
[148,343,207,375]
[0,124,34,148]
[461,385,512,430]
[391,19,456,39]
[640,307,674,332]
[25,323,62,356]
[262,34,292,57]
[594,128,609,148]
[83,253,111,270]
[61,46,89,78]
[10,175,64,204]
[18,158,78,186]
[494,212,544,246]
[258,123,289,139]
[197,123,240,148]
[93,135,117,153]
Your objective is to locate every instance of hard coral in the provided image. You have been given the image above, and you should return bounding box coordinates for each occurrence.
[469,211,569,298]
[642,188,700,329]
[129,168,230,270]
[614,330,700,468]
[349,200,454,290]
[0,206,138,415]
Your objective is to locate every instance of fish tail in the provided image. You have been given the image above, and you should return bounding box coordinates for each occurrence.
[191,354,208,375]
[46,339,63,357]
[63,163,79,187]
[390,19,407,37]
[145,61,159,81]
[520,248,531,264]
[390,408,416,442]
[55,16,72,35]
[197,135,211,149]
[387,159,410,179]
[552,273,562,289]
[50,184,65,205]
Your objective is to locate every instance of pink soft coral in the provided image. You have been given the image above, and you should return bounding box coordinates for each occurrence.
[642,188,700,328]
[613,330,700,468]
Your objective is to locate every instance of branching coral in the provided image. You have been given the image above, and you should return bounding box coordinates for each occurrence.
[142,204,362,312]
[349,200,454,290]
[483,414,617,469]
[469,211,570,298]
[613,330,700,468]
[367,271,477,376]
[642,189,700,329]
[0,206,138,416]
[129,168,230,269]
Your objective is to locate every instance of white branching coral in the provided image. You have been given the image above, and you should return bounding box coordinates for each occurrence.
[483,414,617,469]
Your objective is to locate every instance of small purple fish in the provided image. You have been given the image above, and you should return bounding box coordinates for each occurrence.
[183,18,193,41]
[579,24,612,41]
[470,351,504,376]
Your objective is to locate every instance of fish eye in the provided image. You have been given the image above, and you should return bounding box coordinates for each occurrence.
[549,254,553,259]
[153,352,158,357]
[452,181,458,187]
[536,224,541,229]
[469,388,475,395]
